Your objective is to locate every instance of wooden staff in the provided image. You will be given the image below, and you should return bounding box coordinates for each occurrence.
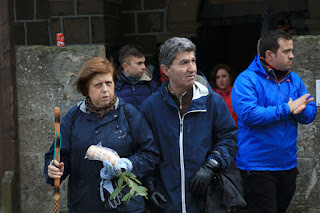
[54,107,61,213]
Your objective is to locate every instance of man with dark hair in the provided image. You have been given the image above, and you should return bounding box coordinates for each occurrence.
[141,37,238,212]
[115,44,158,110]
[231,30,317,212]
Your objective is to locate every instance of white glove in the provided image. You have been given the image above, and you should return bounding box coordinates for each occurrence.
[114,158,133,173]
[100,165,122,209]
[103,160,121,177]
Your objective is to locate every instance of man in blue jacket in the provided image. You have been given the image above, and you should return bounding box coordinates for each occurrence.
[231,30,317,213]
[141,37,238,213]
[115,44,158,110]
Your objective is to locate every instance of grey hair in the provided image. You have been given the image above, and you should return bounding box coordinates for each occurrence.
[159,37,196,67]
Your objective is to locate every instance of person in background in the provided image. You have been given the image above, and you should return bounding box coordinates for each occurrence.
[231,30,317,213]
[106,44,121,72]
[210,64,244,213]
[141,37,238,213]
[44,57,159,213]
[210,64,238,125]
[148,42,163,86]
[115,44,158,110]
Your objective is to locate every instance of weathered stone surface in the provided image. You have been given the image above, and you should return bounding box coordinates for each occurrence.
[19,153,68,213]
[292,36,320,80]
[289,36,320,212]
[18,118,53,154]
[297,123,319,159]
[16,45,105,213]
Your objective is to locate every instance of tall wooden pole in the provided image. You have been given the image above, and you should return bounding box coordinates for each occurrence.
[0,0,20,212]
[54,107,61,213]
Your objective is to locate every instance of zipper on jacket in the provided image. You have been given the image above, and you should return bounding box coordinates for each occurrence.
[178,109,206,213]
[266,72,290,102]
[269,75,289,101]
[277,82,288,102]
[178,113,187,213]
[131,85,137,107]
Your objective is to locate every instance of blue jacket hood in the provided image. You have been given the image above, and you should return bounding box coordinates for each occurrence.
[248,55,292,82]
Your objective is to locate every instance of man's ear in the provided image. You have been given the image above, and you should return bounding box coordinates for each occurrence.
[265,50,274,61]
[161,64,170,77]
[122,63,128,72]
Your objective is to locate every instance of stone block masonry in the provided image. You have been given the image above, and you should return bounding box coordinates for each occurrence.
[121,0,170,58]
[13,0,121,46]
[12,0,172,59]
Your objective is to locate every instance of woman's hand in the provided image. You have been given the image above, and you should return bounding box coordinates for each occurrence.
[115,158,133,172]
[48,160,64,179]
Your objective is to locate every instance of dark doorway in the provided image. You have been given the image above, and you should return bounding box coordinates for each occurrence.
[196,0,309,81]
[197,20,261,80]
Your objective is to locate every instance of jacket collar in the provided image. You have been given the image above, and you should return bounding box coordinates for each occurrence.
[260,57,291,82]
[118,68,153,84]
[214,86,233,96]
[251,54,291,82]
[77,97,121,114]
[159,74,209,112]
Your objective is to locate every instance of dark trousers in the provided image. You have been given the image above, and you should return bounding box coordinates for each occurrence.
[240,168,299,213]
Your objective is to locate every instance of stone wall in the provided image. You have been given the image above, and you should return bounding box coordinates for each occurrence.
[13,0,320,58]
[11,0,202,58]
[15,45,105,213]
[13,0,122,46]
[120,0,169,57]
[289,36,320,212]
[15,37,319,212]
[12,0,172,57]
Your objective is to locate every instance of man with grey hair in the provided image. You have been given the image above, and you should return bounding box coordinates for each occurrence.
[141,37,238,212]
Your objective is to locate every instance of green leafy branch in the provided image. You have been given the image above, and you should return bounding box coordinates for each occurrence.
[110,171,148,203]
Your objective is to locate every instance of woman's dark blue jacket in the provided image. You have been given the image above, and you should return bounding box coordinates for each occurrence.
[44,97,159,213]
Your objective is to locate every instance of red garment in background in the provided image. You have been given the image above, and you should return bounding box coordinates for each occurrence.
[160,69,168,83]
[214,86,238,125]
